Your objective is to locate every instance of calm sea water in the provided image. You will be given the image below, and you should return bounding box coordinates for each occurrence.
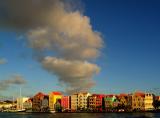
[0,112,160,118]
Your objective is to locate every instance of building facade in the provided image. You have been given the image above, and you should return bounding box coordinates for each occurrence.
[132,92,145,111]
[88,94,105,111]
[49,92,62,111]
[144,93,154,111]
[71,92,91,111]
[104,95,119,111]
[61,96,71,110]
[16,97,29,110]
[23,98,32,110]
[71,93,78,111]
[32,92,46,112]
[41,95,49,112]
[77,92,91,110]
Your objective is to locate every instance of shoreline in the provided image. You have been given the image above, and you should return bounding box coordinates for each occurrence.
[1,110,160,114]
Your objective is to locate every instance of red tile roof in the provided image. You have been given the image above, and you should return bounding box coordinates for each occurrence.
[51,91,62,95]
[119,93,128,97]
[134,91,145,97]
[34,92,46,97]
[92,94,105,97]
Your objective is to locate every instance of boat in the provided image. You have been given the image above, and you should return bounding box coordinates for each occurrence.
[16,88,26,112]
[50,110,56,113]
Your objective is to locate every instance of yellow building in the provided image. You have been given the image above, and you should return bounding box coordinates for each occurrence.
[132,92,145,111]
[78,92,91,110]
[49,92,62,110]
[71,92,91,111]
[144,93,154,111]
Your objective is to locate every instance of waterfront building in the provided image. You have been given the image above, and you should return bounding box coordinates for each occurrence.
[16,97,29,110]
[54,98,62,112]
[117,93,132,111]
[88,94,105,111]
[61,96,71,110]
[71,92,91,111]
[49,92,62,111]
[131,92,145,111]
[23,98,33,110]
[144,93,154,111]
[77,92,91,110]
[118,94,129,106]
[104,95,119,111]
[0,102,13,109]
[71,93,78,111]
[32,92,47,112]
[41,95,49,112]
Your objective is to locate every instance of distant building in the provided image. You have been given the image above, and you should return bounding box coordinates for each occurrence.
[71,92,91,111]
[118,94,129,106]
[17,97,29,110]
[54,98,62,112]
[0,102,13,109]
[88,94,105,111]
[41,95,49,112]
[23,98,32,110]
[144,93,154,111]
[49,92,62,111]
[131,92,145,111]
[71,93,78,111]
[61,96,71,110]
[104,95,119,111]
[78,92,91,110]
[32,92,47,112]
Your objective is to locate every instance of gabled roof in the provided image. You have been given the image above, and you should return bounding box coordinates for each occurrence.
[134,91,145,97]
[51,91,62,95]
[34,92,46,98]
[119,93,128,97]
[92,94,105,97]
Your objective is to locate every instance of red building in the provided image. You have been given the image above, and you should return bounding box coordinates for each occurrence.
[88,94,105,111]
[61,96,71,110]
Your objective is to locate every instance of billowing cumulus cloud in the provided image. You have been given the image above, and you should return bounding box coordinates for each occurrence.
[0,58,7,65]
[0,74,26,91]
[42,57,100,94]
[0,0,103,94]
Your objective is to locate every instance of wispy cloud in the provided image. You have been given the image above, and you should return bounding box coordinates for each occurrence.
[0,74,26,91]
[0,58,7,65]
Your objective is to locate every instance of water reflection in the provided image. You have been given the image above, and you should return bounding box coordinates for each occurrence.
[0,112,159,118]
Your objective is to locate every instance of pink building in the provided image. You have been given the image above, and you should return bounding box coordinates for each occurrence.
[61,96,71,110]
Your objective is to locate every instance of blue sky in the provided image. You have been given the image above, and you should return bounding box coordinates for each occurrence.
[0,0,160,97]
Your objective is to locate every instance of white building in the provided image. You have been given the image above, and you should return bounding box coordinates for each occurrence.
[17,97,29,110]
[144,93,154,111]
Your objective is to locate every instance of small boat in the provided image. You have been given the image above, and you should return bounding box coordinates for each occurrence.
[17,109,26,112]
[50,110,56,113]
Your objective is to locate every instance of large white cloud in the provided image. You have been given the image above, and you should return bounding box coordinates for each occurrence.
[0,0,103,94]
[42,57,100,94]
